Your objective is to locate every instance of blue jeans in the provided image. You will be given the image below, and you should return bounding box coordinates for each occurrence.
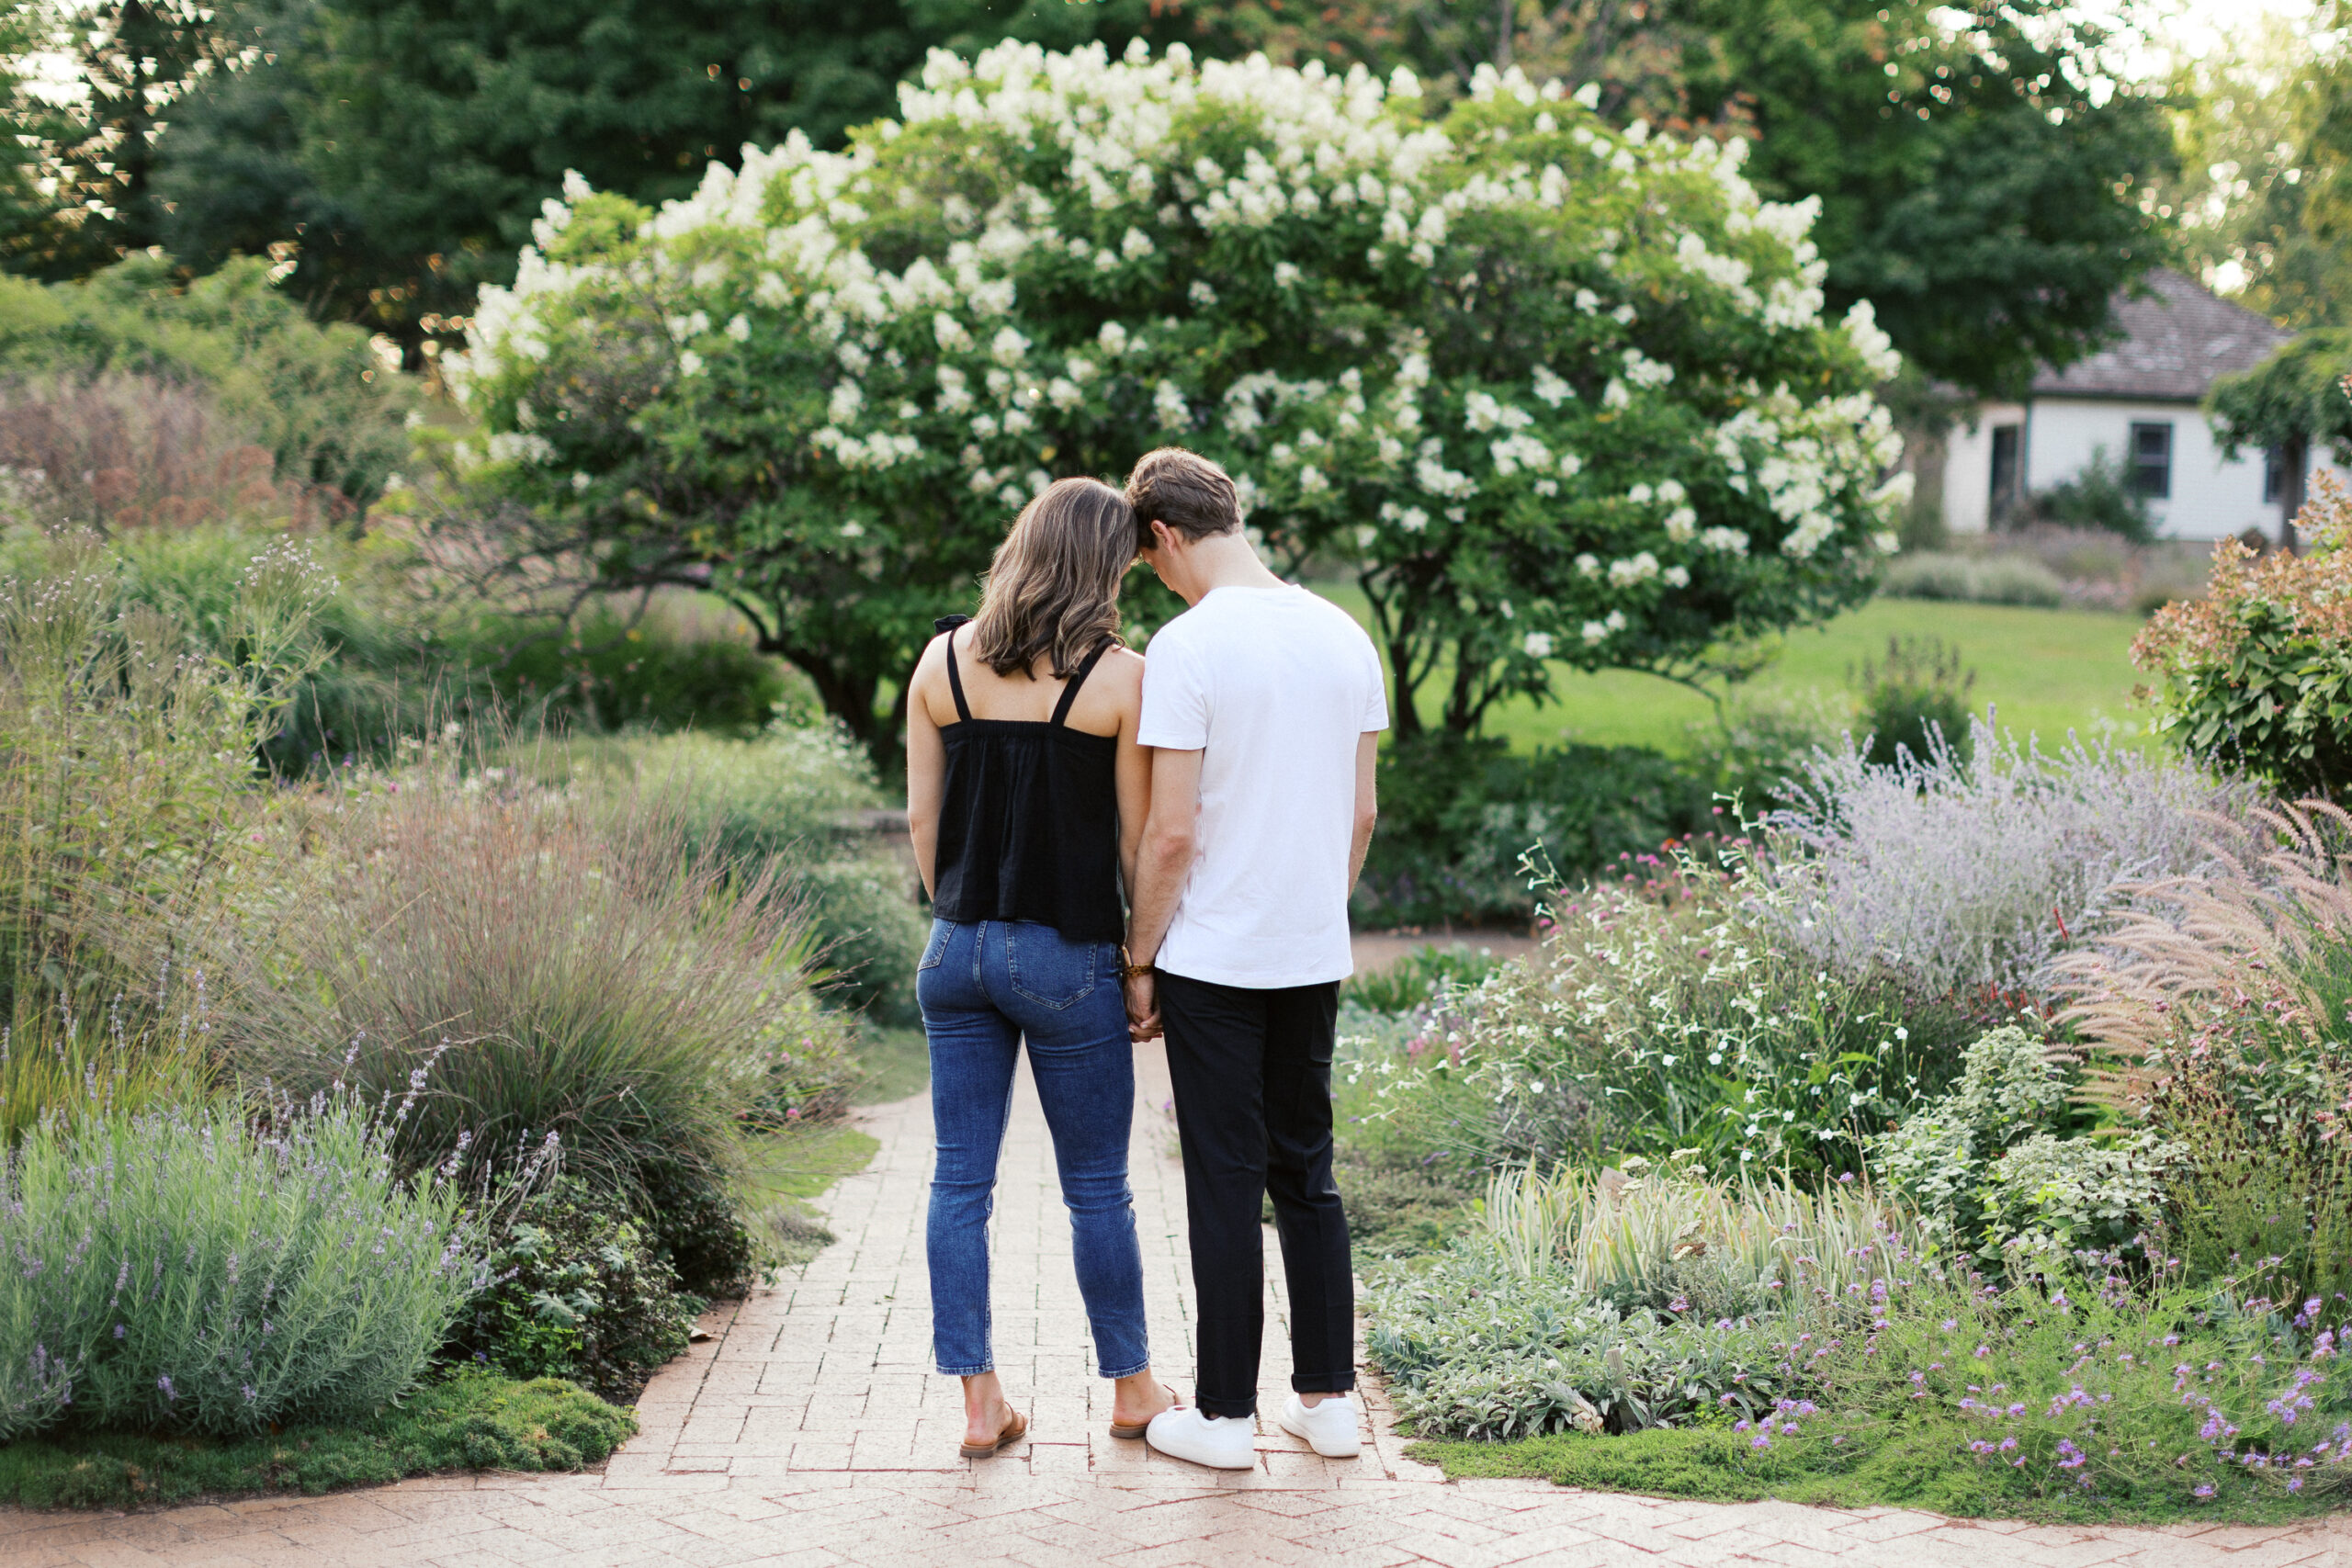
[917,919,1148,1380]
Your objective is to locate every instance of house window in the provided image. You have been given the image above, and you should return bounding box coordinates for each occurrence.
[1989,424,2021,521]
[2265,446,2285,503]
[2130,422,2173,499]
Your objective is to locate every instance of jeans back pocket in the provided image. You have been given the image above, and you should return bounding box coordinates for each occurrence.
[917,919,953,972]
[1003,924,1101,1010]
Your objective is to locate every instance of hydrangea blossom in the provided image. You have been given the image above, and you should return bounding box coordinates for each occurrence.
[452,39,1903,743]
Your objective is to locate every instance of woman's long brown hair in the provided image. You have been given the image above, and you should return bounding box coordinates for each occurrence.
[970,478,1134,679]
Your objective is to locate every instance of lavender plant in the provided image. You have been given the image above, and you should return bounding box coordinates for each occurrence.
[1758,716,2254,998]
[0,1089,487,1441]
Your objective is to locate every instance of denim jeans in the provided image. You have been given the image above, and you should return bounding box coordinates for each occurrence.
[917,918,1148,1380]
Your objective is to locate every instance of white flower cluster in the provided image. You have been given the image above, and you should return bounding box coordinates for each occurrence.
[458,36,1904,650]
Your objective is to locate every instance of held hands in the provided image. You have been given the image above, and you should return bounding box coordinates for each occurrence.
[1123,968,1161,1042]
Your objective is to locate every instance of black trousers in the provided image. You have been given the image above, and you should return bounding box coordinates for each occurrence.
[1158,970,1355,1419]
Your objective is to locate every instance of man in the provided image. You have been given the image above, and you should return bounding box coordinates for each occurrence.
[1119,446,1385,1470]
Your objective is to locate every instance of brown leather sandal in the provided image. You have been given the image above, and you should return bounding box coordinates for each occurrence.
[958,1407,1028,1459]
[1109,1392,1182,1440]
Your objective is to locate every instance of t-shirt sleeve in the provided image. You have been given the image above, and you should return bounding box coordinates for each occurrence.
[1358,628,1390,733]
[1137,628,1209,749]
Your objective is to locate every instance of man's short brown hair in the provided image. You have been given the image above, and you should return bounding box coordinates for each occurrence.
[1125,447,1241,548]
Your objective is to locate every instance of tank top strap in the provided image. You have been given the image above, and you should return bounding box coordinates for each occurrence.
[1050,641,1114,728]
[935,615,973,723]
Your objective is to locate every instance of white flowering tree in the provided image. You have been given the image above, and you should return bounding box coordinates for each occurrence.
[451,39,1907,753]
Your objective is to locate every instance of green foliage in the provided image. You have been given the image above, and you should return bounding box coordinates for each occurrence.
[469,604,790,738]
[1869,1027,2172,1268]
[446,1179,699,1403]
[0,258,416,506]
[153,0,1168,352]
[0,1093,481,1441]
[1341,943,1507,1016]
[1368,852,1986,1176]
[0,1372,634,1510]
[1852,634,1974,770]
[2208,329,2352,463]
[1881,551,2065,608]
[458,46,1905,757]
[2132,479,2352,797]
[1354,733,1714,927]
[2028,446,2155,544]
[1671,0,2174,401]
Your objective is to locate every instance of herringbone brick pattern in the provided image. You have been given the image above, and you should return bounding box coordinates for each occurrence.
[3,1040,2346,1567]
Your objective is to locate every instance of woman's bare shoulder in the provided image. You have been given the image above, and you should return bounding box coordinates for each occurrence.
[1099,645,1147,683]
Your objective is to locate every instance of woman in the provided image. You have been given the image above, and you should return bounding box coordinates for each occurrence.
[904,476,1178,1459]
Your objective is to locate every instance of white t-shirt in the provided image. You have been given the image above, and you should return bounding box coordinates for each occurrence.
[1137,584,1388,988]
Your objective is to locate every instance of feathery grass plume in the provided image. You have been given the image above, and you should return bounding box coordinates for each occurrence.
[2057,801,2352,1315]
[208,732,846,1210]
[0,1087,488,1441]
[1758,715,2256,998]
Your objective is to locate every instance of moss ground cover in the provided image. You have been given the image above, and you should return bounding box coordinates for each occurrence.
[0,1373,634,1511]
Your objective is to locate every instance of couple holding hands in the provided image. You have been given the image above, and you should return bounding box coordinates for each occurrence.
[904,446,1385,1470]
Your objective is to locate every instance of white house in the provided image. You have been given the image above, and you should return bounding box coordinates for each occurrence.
[1940,270,2328,542]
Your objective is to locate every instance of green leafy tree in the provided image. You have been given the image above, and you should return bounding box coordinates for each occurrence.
[150,0,1169,355]
[7,1,241,279]
[2161,9,2351,333]
[1159,0,2173,400]
[451,44,1904,758]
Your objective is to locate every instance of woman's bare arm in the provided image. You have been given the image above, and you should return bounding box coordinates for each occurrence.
[904,636,949,899]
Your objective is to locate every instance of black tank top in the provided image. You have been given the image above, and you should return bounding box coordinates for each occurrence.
[928,616,1125,942]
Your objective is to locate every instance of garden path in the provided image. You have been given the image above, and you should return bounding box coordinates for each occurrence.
[4,1044,2349,1568]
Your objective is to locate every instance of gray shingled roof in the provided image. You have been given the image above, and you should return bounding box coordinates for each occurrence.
[2031,269,2293,401]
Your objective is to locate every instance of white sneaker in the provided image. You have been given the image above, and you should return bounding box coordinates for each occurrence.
[1278,1393,1362,1459]
[1144,1404,1257,1470]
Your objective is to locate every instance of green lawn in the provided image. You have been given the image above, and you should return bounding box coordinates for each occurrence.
[1306,584,2150,757]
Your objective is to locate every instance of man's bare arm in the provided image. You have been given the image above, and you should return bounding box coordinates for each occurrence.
[1126,747,1203,966]
[1348,730,1380,893]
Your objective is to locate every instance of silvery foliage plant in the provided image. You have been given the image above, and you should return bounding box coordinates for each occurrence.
[1757,715,2256,997]
[0,1066,498,1440]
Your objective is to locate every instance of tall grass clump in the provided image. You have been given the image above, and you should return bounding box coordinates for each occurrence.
[547,722,924,1019]
[0,1090,484,1441]
[0,526,325,1048]
[1881,551,2066,607]
[212,750,851,1223]
[2061,802,2352,1316]
[1758,716,2254,997]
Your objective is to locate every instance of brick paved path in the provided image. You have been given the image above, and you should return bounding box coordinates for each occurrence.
[5,1041,2348,1567]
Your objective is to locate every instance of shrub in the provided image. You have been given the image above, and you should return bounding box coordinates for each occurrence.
[1340,943,1508,1015]
[2132,472,2352,797]
[1881,551,2066,607]
[1851,635,1974,770]
[459,599,792,739]
[2060,803,2352,1314]
[445,1179,699,1403]
[0,1092,483,1441]
[1384,852,1987,1176]
[1758,716,2253,997]
[0,257,416,509]
[209,750,852,1212]
[2025,446,2154,543]
[1868,1026,2173,1267]
[1354,733,1713,928]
